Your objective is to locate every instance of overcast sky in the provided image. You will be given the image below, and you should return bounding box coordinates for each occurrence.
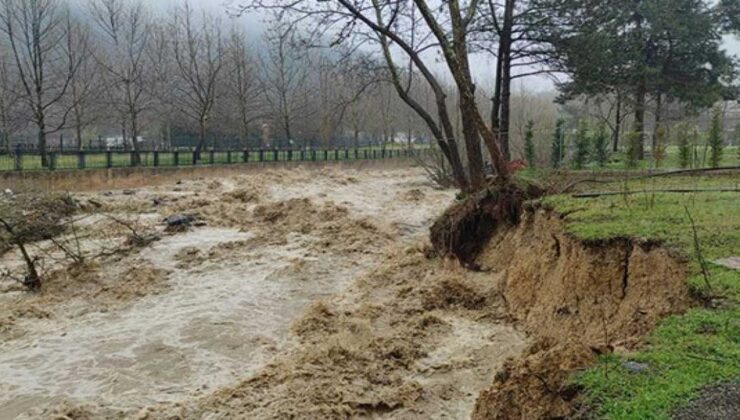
[160,0,740,93]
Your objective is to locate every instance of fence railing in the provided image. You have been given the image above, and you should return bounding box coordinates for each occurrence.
[0,147,426,172]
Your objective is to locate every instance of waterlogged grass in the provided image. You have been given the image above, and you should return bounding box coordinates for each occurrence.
[540,174,740,419]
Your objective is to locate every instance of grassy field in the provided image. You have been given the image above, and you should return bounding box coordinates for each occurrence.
[0,145,422,172]
[576,145,739,171]
[538,174,739,419]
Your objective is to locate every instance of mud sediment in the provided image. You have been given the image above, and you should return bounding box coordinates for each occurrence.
[472,209,690,419]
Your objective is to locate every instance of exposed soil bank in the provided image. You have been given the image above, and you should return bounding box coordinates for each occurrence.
[472,208,691,419]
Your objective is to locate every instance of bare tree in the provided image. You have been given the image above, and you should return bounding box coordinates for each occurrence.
[237,0,513,190]
[0,48,25,151]
[259,21,314,148]
[225,26,263,148]
[89,0,152,163]
[66,22,101,150]
[170,2,225,160]
[0,0,84,166]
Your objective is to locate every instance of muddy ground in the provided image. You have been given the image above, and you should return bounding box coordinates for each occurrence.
[0,166,531,419]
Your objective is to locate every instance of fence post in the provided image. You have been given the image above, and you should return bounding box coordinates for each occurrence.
[13,144,21,171]
[300,149,305,161]
[106,150,112,168]
[273,149,278,161]
[243,149,249,163]
[334,149,339,160]
[323,150,328,161]
[355,149,359,160]
[312,150,317,161]
[373,149,377,159]
[78,150,85,169]
[227,150,232,164]
[49,152,56,171]
[288,149,293,161]
[209,150,215,165]
[258,149,264,162]
[153,151,160,167]
[364,149,368,159]
[173,151,179,166]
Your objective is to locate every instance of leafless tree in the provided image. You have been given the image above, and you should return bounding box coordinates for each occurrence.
[66,22,102,150]
[225,26,263,148]
[259,21,315,148]
[0,48,25,151]
[170,2,226,159]
[237,0,513,191]
[0,0,85,166]
[89,0,152,163]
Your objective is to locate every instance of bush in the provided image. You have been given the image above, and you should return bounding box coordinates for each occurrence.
[675,123,693,168]
[625,131,641,168]
[653,126,667,168]
[592,123,609,167]
[551,119,565,169]
[524,119,536,168]
[707,107,724,168]
[571,120,590,169]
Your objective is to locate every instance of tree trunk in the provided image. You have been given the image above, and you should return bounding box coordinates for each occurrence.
[491,54,502,132]
[498,0,515,161]
[460,96,485,190]
[37,111,48,167]
[613,92,622,152]
[633,82,646,160]
[195,115,207,160]
[652,92,662,151]
[131,111,141,165]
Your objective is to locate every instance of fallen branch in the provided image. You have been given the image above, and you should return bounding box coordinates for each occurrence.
[572,188,739,198]
[627,166,740,180]
[559,166,740,194]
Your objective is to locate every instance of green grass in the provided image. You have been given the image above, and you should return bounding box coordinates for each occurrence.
[538,174,740,419]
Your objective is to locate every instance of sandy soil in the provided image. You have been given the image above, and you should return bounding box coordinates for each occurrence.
[0,166,528,419]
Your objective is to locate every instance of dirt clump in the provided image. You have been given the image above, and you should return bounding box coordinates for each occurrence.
[430,182,543,266]
[421,276,487,311]
[474,339,593,420]
[472,208,690,419]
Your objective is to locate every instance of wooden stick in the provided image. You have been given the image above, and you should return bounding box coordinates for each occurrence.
[572,188,739,198]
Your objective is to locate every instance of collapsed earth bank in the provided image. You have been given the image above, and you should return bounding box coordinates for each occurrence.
[467,205,690,419]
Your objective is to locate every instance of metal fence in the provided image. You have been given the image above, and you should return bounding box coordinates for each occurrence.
[0,147,426,172]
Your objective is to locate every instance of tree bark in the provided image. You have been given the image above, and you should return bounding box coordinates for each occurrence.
[652,92,662,151]
[36,108,48,167]
[613,91,622,152]
[633,82,646,160]
[498,0,515,161]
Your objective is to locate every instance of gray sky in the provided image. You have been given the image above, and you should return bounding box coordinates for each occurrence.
[167,0,740,93]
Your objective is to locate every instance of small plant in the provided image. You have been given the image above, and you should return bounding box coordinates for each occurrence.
[624,131,641,168]
[707,107,724,168]
[592,123,609,168]
[571,120,590,169]
[675,123,693,168]
[551,118,565,169]
[653,126,667,168]
[524,119,536,168]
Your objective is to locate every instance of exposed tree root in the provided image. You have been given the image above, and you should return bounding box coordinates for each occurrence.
[429,181,544,266]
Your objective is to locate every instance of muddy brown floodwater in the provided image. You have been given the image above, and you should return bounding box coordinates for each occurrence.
[0,166,529,419]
